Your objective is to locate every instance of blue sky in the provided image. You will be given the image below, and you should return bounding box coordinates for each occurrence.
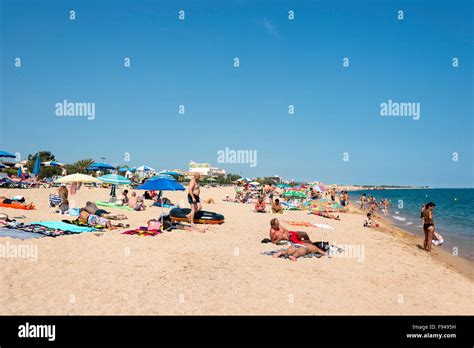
[1,0,472,187]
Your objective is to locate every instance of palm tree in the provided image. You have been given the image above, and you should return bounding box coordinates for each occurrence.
[74,159,94,173]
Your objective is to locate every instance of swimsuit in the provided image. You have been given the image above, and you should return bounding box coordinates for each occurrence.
[95,209,108,217]
[188,193,200,204]
[288,231,304,244]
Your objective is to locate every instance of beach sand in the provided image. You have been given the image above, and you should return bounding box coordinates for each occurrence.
[0,186,472,315]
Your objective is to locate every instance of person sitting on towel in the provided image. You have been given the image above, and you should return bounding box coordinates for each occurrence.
[271,199,283,214]
[254,196,266,213]
[269,218,312,245]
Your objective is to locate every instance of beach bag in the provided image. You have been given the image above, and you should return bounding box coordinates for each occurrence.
[147,219,162,231]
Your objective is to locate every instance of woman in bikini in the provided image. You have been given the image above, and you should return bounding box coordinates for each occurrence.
[422,202,436,252]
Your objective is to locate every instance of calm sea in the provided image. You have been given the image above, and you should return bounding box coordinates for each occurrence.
[348,189,474,261]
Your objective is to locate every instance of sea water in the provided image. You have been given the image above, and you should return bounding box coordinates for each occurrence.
[348,189,474,261]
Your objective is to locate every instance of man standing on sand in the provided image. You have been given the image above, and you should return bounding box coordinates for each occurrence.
[187,173,202,224]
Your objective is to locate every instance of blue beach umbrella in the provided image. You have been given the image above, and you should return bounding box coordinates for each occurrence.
[149,174,176,181]
[41,161,63,167]
[86,162,115,171]
[33,156,41,176]
[159,171,183,177]
[0,164,6,169]
[17,166,22,177]
[98,174,131,185]
[0,151,16,158]
[137,177,184,191]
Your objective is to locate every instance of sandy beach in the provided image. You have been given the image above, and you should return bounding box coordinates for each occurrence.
[0,186,472,315]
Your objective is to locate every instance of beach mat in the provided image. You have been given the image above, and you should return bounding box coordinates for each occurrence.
[0,202,35,210]
[122,227,162,237]
[29,221,96,233]
[96,201,134,211]
[0,227,44,239]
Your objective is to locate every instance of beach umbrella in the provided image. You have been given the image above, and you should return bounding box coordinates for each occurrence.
[250,181,261,186]
[149,174,176,181]
[98,174,131,185]
[41,161,64,167]
[0,164,5,169]
[17,166,22,177]
[277,183,290,189]
[0,151,16,158]
[282,191,306,199]
[136,165,155,172]
[86,162,115,171]
[56,173,101,184]
[118,167,129,172]
[137,177,185,225]
[206,177,217,182]
[313,185,322,192]
[137,177,185,191]
[159,171,183,177]
[32,156,41,176]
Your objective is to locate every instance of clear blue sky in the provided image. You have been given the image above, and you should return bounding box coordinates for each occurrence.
[1,0,472,187]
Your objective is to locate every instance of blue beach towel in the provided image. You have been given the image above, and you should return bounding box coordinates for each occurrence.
[0,227,44,239]
[28,221,97,233]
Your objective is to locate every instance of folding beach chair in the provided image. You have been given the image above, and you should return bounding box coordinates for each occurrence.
[48,194,62,212]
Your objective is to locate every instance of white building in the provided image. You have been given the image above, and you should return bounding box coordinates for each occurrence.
[189,161,226,177]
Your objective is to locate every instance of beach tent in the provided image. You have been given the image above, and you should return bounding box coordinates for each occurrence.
[0,151,16,158]
[86,162,115,171]
[56,173,101,184]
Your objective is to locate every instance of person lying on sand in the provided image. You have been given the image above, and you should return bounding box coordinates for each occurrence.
[363,213,379,227]
[272,242,326,261]
[269,218,312,244]
[161,215,207,233]
[312,211,340,220]
[78,210,128,229]
[271,199,283,214]
[0,196,34,209]
[254,196,266,213]
[84,202,127,220]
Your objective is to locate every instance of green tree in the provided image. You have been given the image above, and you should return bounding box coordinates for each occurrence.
[26,151,60,179]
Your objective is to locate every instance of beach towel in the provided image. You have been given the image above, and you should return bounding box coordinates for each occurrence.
[28,221,96,233]
[0,202,35,210]
[122,227,162,237]
[283,221,334,230]
[96,201,134,211]
[260,249,323,259]
[0,227,44,239]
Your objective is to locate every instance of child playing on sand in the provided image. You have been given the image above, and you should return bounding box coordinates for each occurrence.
[364,213,379,227]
